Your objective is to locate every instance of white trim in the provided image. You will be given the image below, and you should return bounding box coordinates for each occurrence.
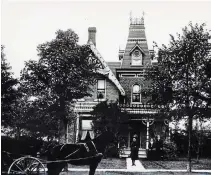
[129,29,145,31]
[116,70,145,73]
[129,44,145,55]
[77,98,85,102]
[88,41,125,96]
[128,38,146,40]
[121,74,136,77]
[94,99,106,102]
[127,41,147,43]
[75,115,80,142]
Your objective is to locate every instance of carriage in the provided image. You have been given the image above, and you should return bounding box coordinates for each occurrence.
[1,131,115,175]
[1,136,47,175]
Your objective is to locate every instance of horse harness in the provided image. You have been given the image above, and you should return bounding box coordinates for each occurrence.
[61,141,99,159]
[83,141,98,154]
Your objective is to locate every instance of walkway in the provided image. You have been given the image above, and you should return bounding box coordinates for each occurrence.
[126,158,145,171]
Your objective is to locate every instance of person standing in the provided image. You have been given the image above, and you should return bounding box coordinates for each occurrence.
[130,135,139,166]
[148,138,155,160]
[155,135,163,160]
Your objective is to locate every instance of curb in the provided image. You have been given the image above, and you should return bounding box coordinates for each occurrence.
[67,168,211,173]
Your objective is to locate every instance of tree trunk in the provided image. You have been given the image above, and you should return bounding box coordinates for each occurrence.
[63,119,68,143]
[187,115,193,172]
[196,146,200,163]
[59,97,68,143]
[16,126,21,139]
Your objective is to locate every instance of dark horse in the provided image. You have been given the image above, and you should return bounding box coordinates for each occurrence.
[47,131,115,175]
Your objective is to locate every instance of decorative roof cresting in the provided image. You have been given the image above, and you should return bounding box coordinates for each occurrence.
[130,11,145,25]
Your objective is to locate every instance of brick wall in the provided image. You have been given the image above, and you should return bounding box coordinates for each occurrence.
[106,79,119,102]
[119,77,151,104]
[82,74,119,103]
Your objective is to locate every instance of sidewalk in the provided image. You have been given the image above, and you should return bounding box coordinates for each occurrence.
[126,158,145,171]
[65,158,211,173]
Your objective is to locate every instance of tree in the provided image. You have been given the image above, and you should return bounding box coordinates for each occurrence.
[145,23,211,172]
[192,118,211,162]
[91,101,129,144]
[20,29,98,142]
[1,45,19,127]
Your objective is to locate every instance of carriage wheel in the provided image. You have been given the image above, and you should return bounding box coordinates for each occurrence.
[8,156,46,175]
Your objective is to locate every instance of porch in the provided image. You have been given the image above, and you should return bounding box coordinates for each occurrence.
[118,103,169,159]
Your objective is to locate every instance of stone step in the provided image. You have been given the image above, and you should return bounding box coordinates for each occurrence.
[119,148,147,158]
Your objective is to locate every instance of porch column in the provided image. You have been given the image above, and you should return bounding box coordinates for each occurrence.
[146,121,149,150]
[140,131,142,148]
[128,131,130,148]
[164,119,170,141]
[75,115,80,143]
[66,124,69,143]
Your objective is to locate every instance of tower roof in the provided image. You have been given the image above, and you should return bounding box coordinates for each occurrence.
[120,15,151,68]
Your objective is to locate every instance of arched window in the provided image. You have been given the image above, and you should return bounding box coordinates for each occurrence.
[132,84,141,103]
[132,49,142,66]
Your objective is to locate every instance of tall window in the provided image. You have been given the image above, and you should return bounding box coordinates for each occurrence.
[82,120,92,131]
[81,120,94,140]
[132,84,141,102]
[97,80,105,99]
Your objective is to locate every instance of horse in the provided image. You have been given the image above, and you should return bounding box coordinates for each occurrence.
[47,131,116,175]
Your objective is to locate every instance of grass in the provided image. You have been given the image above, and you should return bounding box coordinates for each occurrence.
[141,158,211,170]
[60,171,208,175]
[68,158,126,169]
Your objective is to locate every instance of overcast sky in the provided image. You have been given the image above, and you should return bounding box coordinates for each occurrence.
[2,1,211,77]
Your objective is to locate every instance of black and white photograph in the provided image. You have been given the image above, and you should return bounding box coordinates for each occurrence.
[1,1,211,175]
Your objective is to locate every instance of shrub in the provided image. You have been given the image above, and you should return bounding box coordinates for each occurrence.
[162,140,178,160]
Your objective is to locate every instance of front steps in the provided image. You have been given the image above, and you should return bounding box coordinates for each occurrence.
[119,147,147,158]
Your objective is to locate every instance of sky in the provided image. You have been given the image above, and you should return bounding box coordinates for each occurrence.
[1,1,211,78]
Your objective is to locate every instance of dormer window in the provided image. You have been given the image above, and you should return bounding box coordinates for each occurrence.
[131,49,143,66]
[134,50,141,57]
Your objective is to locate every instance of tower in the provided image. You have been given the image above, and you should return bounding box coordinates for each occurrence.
[119,13,151,68]
[117,13,151,104]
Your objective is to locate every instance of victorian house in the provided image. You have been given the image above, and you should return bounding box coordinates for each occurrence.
[71,16,170,158]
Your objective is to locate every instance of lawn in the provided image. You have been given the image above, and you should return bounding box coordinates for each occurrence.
[61,171,208,175]
[141,158,211,170]
[68,158,126,169]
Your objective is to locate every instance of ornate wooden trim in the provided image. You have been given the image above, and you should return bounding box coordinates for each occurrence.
[88,41,125,96]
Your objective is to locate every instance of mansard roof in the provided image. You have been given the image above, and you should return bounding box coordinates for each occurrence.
[88,41,125,96]
[121,16,151,68]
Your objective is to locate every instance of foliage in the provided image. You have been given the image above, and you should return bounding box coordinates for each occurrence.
[1,45,19,127]
[91,101,129,141]
[145,23,211,117]
[171,128,211,158]
[162,140,178,160]
[20,29,98,140]
[145,22,211,171]
[171,129,188,156]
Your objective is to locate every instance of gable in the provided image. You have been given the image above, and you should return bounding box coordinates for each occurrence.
[88,41,125,96]
[129,43,145,56]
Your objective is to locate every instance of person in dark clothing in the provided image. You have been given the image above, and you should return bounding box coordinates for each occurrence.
[148,138,156,160]
[155,135,163,160]
[130,135,139,166]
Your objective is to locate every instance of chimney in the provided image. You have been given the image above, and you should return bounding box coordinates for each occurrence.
[88,27,97,46]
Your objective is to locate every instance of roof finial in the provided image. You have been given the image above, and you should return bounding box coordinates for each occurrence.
[141,11,145,24]
[130,11,132,24]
